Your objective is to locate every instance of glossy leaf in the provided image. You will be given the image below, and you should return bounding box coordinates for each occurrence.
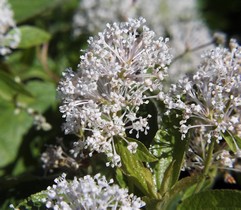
[126,137,158,162]
[222,131,241,153]
[115,168,127,188]
[15,190,47,209]
[150,129,173,191]
[18,26,51,48]
[115,139,158,198]
[150,126,188,194]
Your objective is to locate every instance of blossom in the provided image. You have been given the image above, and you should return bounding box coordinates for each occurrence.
[58,17,171,167]
[165,39,241,142]
[163,39,241,171]
[73,0,213,82]
[43,173,145,210]
[0,0,20,56]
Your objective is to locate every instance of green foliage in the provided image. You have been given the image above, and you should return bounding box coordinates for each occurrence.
[0,81,56,168]
[9,0,61,23]
[0,71,32,98]
[115,137,158,198]
[14,191,48,210]
[126,137,158,162]
[0,99,32,168]
[150,109,188,195]
[178,190,241,210]
[222,132,241,153]
[18,26,51,49]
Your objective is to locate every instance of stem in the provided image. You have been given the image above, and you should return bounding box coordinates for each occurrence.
[194,139,215,193]
[171,40,214,64]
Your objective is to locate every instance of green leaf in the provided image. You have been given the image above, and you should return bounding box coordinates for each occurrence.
[178,190,241,210]
[150,125,188,194]
[160,174,213,210]
[18,26,51,48]
[20,81,56,112]
[9,0,60,23]
[0,81,56,167]
[126,137,158,162]
[0,70,32,98]
[115,168,127,188]
[115,139,158,198]
[222,132,241,153]
[15,190,47,209]
[0,100,32,167]
[150,129,173,191]
[159,161,175,195]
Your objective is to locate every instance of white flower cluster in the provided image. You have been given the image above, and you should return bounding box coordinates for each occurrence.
[58,17,171,167]
[0,0,20,56]
[163,39,241,152]
[73,0,213,81]
[43,173,145,210]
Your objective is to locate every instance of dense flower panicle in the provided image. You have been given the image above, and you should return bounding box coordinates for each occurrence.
[0,0,20,56]
[58,18,171,167]
[163,39,241,170]
[73,0,213,82]
[43,173,145,210]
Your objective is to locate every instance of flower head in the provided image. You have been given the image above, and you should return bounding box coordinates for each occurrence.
[0,0,20,56]
[163,39,241,171]
[58,17,171,167]
[165,39,241,142]
[43,173,145,210]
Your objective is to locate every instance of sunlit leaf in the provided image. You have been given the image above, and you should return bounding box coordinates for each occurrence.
[115,138,158,198]
[150,127,188,195]
[150,129,173,191]
[126,137,158,162]
[15,190,48,209]
[222,132,241,153]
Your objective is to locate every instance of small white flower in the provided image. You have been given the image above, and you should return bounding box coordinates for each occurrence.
[166,39,241,144]
[166,40,241,172]
[127,142,138,153]
[0,0,20,56]
[44,173,145,210]
[58,18,171,166]
[73,0,213,82]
